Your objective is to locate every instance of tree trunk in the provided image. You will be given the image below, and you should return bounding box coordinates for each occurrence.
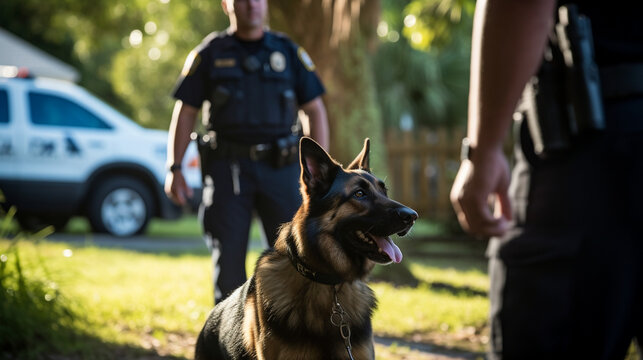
[270,1,387,170]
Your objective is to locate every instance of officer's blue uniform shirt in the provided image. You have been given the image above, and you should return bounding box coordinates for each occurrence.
[173,29,325,144]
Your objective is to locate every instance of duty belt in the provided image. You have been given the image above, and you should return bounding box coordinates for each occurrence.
[214,141,273,161]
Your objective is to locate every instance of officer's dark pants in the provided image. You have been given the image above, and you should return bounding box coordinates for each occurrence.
[488,98,643,359]
[199,157,301,304]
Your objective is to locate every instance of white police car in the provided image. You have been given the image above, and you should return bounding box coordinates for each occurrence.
[0,67,202,237]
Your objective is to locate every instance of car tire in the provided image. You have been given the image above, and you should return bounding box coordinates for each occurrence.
[88,176,154,237]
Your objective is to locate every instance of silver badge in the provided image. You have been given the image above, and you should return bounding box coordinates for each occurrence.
[270,51,286,72]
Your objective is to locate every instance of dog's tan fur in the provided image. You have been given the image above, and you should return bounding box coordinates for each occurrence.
[195,137,416,360]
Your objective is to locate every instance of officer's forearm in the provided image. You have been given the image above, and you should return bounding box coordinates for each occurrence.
[300,97,329,150]
[167,101,199,166]
[468,0,556,156]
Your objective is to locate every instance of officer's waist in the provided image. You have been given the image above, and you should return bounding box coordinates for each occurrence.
[212,138,274,161]
[600,63,643,99]
[600,63,643,132]
[207,124,293,144]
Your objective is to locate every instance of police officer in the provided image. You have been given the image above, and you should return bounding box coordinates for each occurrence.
[165,0,329,304]
[451,0,643,358]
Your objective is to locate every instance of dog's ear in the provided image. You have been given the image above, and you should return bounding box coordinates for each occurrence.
[347,138,370,172]
[299,137,340,196]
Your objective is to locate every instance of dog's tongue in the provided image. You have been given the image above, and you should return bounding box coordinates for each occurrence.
[375,236,403,263]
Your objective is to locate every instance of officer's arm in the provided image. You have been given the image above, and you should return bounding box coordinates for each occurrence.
[168,100,199,168]
[165,100,198,205]
[450,0,556,236]
[300,97,329,150]
[468,0,555,154]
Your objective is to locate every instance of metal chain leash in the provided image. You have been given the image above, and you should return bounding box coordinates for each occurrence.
[331,285,355,360]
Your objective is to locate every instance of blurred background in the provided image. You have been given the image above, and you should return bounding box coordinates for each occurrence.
[1,0,475,227]
[0,1,501,360]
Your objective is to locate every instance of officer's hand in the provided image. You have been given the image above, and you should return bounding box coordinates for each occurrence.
[165,171,193,206]
[450,147,512,238]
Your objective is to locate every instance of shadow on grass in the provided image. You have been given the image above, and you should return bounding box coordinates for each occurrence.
[370,265,488,298]
[3,331,190,360]
[2,330,189,360]
[370,234,489,297]
[427,281,487,297]
[397,235,488,259]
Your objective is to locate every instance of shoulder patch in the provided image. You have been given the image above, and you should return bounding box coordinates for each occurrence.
[297,47,316,72]
[181,51,201,77]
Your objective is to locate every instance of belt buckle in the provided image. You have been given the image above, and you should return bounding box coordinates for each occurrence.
[250,143,268,161]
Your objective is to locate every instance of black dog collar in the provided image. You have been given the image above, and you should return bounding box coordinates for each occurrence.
[285,237,343,286]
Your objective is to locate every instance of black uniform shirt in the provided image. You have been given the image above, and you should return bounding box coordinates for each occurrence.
[566,1,643,65]
[173,29,325,144]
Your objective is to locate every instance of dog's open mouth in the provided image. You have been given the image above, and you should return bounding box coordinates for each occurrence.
[356,230,403,263]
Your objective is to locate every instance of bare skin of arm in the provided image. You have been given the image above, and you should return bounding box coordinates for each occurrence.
[450,0,557,237]
[165,101,199,206]
[299,97,329,150]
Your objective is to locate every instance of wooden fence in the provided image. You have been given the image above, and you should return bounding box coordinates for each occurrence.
[384,127,466,221]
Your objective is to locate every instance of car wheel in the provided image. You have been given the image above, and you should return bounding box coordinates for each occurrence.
[16,214,70,232]
[88,176,154,237]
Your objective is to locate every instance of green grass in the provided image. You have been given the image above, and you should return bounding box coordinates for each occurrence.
[0,207,490,358]
[0,239,78,358]
[7,209,642,359]
[61,215,265,241]
[63,215,204,238]
[0,234,489,359]
[0,239,212,358]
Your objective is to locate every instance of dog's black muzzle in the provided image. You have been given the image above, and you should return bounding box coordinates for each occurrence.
[394,206,418,236]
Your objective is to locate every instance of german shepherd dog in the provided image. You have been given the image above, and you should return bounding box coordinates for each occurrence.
[195,137,417,360]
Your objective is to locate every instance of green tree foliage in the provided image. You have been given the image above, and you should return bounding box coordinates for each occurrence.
[374,0,474,130]
[3,0,386,162]
[403,0,475,51]
[2,0,474,134]
[0,208,77,358]
[270,0,386,166]
[2,0,227,129]
[109,1,230,128]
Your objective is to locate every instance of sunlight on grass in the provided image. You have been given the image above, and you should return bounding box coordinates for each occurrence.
[372,283,488,337]
[409,260,489,293]
[0,238,490,358]
[2,240,211,357]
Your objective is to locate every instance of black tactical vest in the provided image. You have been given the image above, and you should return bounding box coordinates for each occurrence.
[205,32,298,142]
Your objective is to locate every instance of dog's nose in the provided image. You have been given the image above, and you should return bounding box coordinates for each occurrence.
[397,207,418,225]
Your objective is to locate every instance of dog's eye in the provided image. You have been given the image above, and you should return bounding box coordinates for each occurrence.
[353,190,366,199]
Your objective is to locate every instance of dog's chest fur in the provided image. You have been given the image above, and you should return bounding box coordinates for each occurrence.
[194,137,416,360]
[244,250,376,360]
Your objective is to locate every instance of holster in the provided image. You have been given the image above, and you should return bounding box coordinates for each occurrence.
[519,51,570,156]
[272,134,299,168]
[193,132,213,178]
[520,4,605,158]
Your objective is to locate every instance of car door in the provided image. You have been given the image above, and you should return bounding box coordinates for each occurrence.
[17,89,115,213]
[0,87,12,164]
[0,83,25,209]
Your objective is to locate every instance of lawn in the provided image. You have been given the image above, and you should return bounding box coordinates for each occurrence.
[1,215,490,359]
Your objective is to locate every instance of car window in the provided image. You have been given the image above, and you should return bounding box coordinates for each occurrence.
[0,89,8,124]
[29,92,112,129]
